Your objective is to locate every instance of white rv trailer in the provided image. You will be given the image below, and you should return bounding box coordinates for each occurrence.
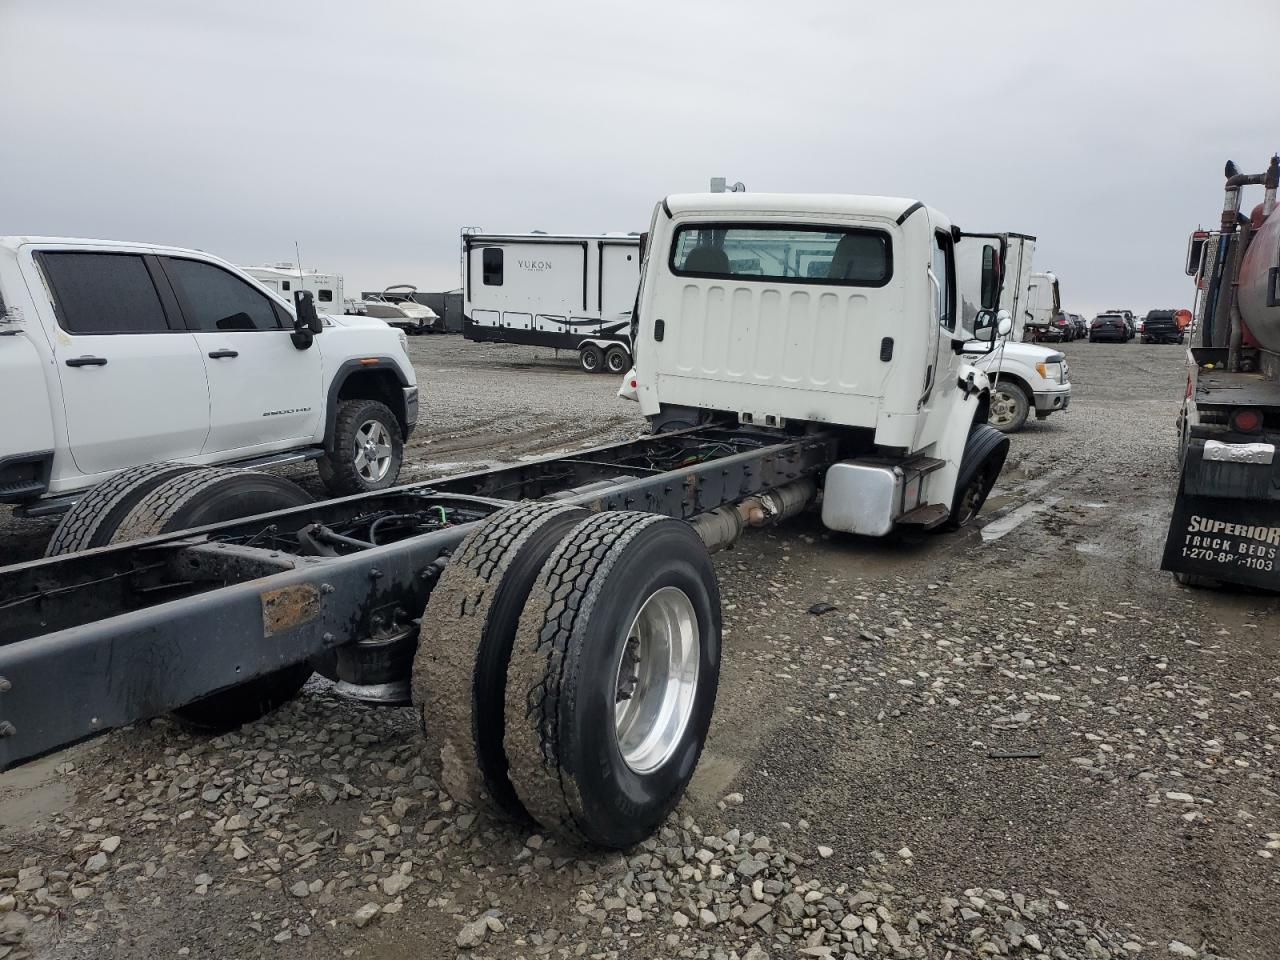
[461,231,641,373]
[241,263,344,313]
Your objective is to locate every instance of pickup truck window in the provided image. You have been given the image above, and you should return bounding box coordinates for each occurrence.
[38,252,171,335]
[162,257,283,332]
[669,224,892,287]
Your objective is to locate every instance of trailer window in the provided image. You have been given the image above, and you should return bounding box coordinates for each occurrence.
[37,252,173,335]
[482,248,504,286]
[318,289,333,302]
[669,224,891,287]
[282,280,291,292]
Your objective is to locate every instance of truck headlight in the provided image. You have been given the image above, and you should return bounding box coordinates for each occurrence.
[1037,361,1066,384]
[397,330,409,354]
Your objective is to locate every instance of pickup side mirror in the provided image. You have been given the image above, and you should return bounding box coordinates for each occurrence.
[291,290,323,348]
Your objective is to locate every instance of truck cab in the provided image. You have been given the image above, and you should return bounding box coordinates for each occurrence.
[631,192,1010,535]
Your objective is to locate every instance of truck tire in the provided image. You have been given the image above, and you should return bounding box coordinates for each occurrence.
[504,512,721,848]
[579,343,603,373]
[108,468,317,731]
[946,423,1010,530]
[988,381,1030,433]
[44,462,202,557]
[604,345,630,374]
[413,501,587,821]
[318,398,404,496]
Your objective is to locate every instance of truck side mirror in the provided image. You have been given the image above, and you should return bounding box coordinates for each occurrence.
[291,290,323,349]
[972,309,1012,346]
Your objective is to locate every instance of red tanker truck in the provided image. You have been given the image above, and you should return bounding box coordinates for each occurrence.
[1162,155,1280,589]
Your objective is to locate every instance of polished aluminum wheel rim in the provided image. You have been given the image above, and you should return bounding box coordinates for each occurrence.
[989,387,1019,427]
[613,586,699,774]
[354,419,393,482]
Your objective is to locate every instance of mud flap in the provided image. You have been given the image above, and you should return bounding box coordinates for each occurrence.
[1160,489,1280,590]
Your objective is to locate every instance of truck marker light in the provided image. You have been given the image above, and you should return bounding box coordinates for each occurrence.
[1230,409,1263,433]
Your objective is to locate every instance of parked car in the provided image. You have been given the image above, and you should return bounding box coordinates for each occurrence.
[1035,312,1074,342]
[1141,309,1185,343]
[0,236,418,519]
[1090,313,1131,342]
[1067,313,1088,339]
[1106,308,1137,340]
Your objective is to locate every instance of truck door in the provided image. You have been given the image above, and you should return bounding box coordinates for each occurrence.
[32,250,211,477]
[158,256,323,456]
[954,232,1005,333]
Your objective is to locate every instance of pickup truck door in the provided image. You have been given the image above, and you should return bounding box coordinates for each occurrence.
[31,250,211,477]
[158,257,323,456]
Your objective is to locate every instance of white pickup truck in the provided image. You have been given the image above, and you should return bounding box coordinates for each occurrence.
[0,237,418,519]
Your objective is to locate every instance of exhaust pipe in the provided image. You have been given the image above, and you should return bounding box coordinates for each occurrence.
[691,479,816,552]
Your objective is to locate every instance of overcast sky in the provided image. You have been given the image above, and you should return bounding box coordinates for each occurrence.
[2,0,1276,316]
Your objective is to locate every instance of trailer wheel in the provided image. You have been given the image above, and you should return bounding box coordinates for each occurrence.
[318,398,405,496]
[504,512,721,848]
[604,345,630,374]
[45,462,203,557]
[107,468,318,731]
[988,382,1029,433]
[579,343,604,373]
[946,423,1009,530]
[413,501,587,821]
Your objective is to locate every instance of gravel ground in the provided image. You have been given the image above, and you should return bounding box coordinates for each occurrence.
[1,337,1277,960]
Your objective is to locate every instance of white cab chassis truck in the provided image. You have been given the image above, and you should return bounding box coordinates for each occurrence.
[0,193,1010,853]
[0,238,417,518]
[461,231,641,373]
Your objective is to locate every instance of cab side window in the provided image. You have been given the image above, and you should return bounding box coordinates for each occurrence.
[932,232,956,332]
[38,252,172,334]
[161,258,283,332]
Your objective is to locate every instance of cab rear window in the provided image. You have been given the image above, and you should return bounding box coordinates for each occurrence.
[670,224,892,287]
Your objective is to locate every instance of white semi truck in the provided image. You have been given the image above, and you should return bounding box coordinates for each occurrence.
[461,230,641,373]
[0,191,1011,850]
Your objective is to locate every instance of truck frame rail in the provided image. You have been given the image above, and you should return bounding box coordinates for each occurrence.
[0,425,838,771]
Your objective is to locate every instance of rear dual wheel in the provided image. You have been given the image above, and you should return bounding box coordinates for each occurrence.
[415,506,721,848]
[48,467,318,732]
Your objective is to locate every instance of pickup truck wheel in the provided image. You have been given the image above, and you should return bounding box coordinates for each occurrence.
[604,345,630,374]
[414,501,587,821]
[946,423,1010,531]
[106,468,318,731]
[988,382,1030,433]
[579,344,604,373]
[318,399,404,496]
[44,462,202,556]
[504,512,721,848]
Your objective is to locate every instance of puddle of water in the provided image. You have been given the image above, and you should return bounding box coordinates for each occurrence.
[0,752,74,830]
[981,495,1063,543]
